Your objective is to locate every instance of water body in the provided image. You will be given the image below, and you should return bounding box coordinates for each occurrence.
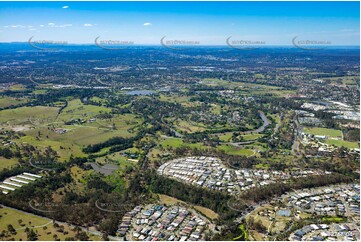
[126,90,154,95]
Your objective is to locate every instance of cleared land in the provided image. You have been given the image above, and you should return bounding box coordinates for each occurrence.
[219,133,264,142]
[0,106,59,125]
[16,112,142,161]
[57,99,111,122]
[0,206,101,241]
[0,157,18,170]
[158,194,219,220]
[218,145,255,156]
[160,137,257,156]
[160,137,206,149]
[193,206,219,220]
[158,194,186,205]
[174,119,205,133]
[0,97,28,108]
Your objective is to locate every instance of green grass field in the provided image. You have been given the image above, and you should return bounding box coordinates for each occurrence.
[303,127,359,149]
[8,84,26,91]
[218,145,255,156]
[210,104,222,115]
[303,127,342,138]
[0,207,101,241]
[57,99,112,122]
[0,98,143,161]
[0,157,19,170]
[321,216,347,223]
[219,133,264,142]
[0,97,28,108]
[18,136,85,161]
[242,134,264,141]
[0,106,59,125]
[159,94,192,107]
[321,76,359,86]
[32,89,48,95]
[59,125,134,145]
[325,139,359,149]
[18,124,138,161]
[94,113,142,129]
[16,112,142,161]
[160,138,185,148]
[219,133,232,142]
[160,137,257,156]
[174,119,205,133]
[202,78,231,86]
[160,137,206,149]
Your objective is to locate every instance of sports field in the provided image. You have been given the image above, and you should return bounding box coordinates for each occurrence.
[303,127,342,138]
[325,139,359,149]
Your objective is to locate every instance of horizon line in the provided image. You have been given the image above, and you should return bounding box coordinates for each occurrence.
[0,42,360,47]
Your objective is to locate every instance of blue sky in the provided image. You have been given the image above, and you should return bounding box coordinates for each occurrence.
[0,1,359,45]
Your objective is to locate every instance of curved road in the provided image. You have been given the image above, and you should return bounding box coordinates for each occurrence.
[222,111,271,147]
[241,111,270,134]
[165,111,271,140]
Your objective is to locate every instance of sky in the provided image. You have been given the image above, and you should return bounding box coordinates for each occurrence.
[0,1,359,45]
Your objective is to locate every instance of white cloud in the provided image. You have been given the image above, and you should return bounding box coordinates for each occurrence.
[11,25,26,28]
[59,24,72,28]
[29,28,37,31]
[143,22,152,26]
[39,25,45,27]
[47,23,72,28]
[62,6,69,9]
[83,24,93,27]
